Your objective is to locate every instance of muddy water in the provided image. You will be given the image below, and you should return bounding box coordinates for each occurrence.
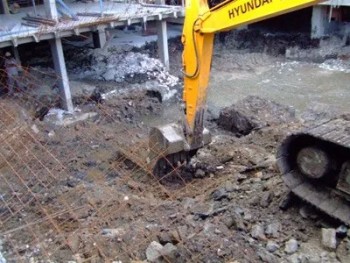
[143,56,350,127]
[208,59,350,115]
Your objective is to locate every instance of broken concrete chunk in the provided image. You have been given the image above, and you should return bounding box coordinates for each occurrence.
[260,191,273,208]
[31,124,40,134]
[284,238,299,254]
[265,221,281,238]
[336,238,350,263]
[251,224,266,241]
[257,250,279,263]
[322,228,337,250]
[146,241,163,262]
[266,240,280,253]
[211,188,229,201]
[161,243,178,260]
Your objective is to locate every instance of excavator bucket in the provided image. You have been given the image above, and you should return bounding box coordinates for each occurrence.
[149,123,211,176]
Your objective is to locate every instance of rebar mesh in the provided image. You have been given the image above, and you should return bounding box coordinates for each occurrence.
[0,39,226,262]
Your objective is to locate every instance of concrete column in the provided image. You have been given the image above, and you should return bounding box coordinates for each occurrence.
[156,0,169,69]
[0,0,10,14]
[44,0,58,21]
[311,6,328,39]
[92,29,107,49]
[50,38,74,112]
[12,47,23,72]
[157,20,169,70]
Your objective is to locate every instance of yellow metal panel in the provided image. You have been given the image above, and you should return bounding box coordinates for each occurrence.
[181,0,325,146]
[201,0,325,33]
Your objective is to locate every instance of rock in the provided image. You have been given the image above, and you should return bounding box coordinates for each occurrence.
[31,124,40,134]
[161,243,178,260]
[287,254,300,263]
[308,255,321,263]
[67,235,80,252]
[251,224,266,241]
[48,130,55,137]
[211,188,229,201]
[168,228,179,240]
[101,228,125,241]
[336,238,350,263]
[320,251,341,263]
[102,68,116,81]
[243,211,252,221]
[218,96,295,135]
[191,203,213,219]
[182,197,195,210]
[297,254,310,263]
[266,241,280,253]
[217,248,226,257]
[260,192,273,208]
[265,222,281,238]
[195,169,206,178]
[225,181,236,192]
[284,239,299,254]
[66,178,79,188]
[224,213,245,231]
[322,228,337,250]
[299,206,309,219]
[157,231,172,245]
[266,240,280,253]
[336,225,348,238]
[257,250,279,263]
[176,226,188,241]
[146,241,163,262]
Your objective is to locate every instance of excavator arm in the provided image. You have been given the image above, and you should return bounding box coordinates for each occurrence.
[149,0,324,176]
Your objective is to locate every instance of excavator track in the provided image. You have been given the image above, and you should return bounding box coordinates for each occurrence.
[277,118,350,225]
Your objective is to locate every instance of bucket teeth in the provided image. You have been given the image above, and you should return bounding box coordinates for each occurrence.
[148,123,211,178]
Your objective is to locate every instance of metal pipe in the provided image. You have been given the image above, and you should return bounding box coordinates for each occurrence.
[31,0,37,15]
[99,0,104,17]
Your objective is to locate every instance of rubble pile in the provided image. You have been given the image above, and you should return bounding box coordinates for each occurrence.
[2,29,350,262]
[69,49,180,101]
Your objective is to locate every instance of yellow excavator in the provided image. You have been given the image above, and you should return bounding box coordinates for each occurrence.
[148,0,350,225]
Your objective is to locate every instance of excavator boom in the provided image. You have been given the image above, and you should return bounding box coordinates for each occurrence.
[149,0,324,176]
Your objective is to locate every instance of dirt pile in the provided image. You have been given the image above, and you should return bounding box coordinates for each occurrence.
[2,28,350,262]
[216,30,319,56]
[218,96,296,136]
[1,91,350,262]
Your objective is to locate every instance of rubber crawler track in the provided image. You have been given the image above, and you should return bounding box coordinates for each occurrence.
[277,118,350,225]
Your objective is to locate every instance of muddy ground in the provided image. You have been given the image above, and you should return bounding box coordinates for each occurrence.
[0,29,350,263]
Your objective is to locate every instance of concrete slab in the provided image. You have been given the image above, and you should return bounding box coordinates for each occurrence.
[0,2,184,47]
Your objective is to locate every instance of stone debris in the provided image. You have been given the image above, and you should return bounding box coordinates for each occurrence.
[3,31,350,263]
[265,222,281,238]
[71,49,180,101]
[322,228,337,250]
[161,243,178,260]
[285,239,299,254]
[266,241,280,253]
[251,224,266,241]
[145,241,178,263]
[146,241,163,262]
